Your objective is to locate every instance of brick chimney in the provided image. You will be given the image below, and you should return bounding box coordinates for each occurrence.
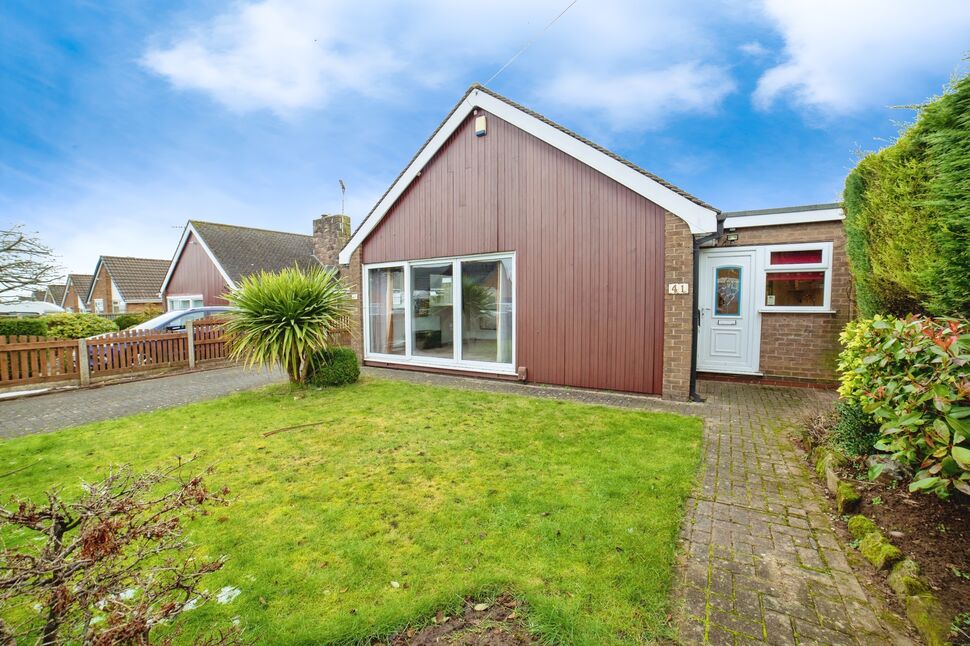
[312,214,351,268]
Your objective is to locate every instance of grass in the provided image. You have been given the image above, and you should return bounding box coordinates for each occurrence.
[0,377,703,645]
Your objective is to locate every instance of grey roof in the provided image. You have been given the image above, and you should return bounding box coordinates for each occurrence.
[65,274,93,305]
[190,221,320,284]
[347,84,718,244]
[99,257,170,302]
[722,203,843,218]
[47,284,66,304]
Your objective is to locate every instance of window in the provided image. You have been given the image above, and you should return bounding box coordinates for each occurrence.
[714,266,742,316]
[167,296,204,311]
[367,267,405,355]
[364,253,515,372]
[94,298,104,314]
[762,243,832,311]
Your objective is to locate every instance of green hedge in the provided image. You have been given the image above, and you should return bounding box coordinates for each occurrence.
[308,347,360,387]
[114,308,161,330]
[843,72,970,317]
[40,313,118,339]
[0,318,48,338]
[837,316,970,498]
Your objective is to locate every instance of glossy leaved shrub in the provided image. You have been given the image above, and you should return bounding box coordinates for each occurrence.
[837,316,970,498]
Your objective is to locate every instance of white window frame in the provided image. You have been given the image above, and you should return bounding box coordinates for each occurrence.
[93,298,104,314]
[167,294,204,311]
[758,242,833,313]
[362,252,516,375]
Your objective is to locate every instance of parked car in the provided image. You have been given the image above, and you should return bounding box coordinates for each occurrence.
[85,306,232,371]
[129,306,233,332]
[0,301,64,317]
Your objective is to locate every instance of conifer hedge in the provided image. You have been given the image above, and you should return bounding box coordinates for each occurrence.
[843,73,970,317]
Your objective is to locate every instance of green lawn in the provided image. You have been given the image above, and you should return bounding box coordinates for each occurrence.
[0,377,702,645]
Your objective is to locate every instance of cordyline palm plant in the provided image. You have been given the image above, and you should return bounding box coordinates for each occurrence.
[224,265,352,384]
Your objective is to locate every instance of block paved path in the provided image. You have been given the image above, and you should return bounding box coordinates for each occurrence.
[675,381,913,645]
[0,366,286,438]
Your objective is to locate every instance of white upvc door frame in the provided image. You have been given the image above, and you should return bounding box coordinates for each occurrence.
[361,252,517,375]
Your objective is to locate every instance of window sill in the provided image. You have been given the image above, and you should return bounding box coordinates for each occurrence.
[758,308,837,314]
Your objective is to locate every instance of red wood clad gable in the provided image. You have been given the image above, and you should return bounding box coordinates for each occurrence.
[362,110,666,395]
[163,232,230,308]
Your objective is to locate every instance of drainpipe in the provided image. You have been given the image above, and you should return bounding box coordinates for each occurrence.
[689,214,725,402]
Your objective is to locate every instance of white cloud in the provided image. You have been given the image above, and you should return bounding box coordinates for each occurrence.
[754,0,970,113]
[739,41,769,57]
[143,0,742,127]
[540,63,736,130]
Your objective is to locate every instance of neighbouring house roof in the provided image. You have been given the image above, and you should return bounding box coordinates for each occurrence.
[87,257,169,304]
[339,84,720,263]
[721,203,844,229]
[64,274,93,306]
[47,284,66,305]
[159,221,319,295]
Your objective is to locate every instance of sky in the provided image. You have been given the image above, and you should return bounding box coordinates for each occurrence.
[2,0,968,279]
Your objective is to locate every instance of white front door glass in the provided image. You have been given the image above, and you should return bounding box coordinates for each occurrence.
[697,249,760,374]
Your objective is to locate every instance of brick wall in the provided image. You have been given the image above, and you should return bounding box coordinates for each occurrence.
[340,247,363,357]
[663,212,695,400]
[63,284,81,312]
[716,220,854,382]
[89,264,113,314]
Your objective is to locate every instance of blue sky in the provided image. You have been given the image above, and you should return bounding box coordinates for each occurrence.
[2,0,968,276]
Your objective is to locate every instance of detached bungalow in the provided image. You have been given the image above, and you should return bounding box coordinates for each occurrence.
[61,274,94,312]
[86,256,169,315]
[160,219,345,311]
[337,85,851,401]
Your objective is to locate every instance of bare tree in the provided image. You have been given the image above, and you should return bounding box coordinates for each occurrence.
[0,459,243,645]
[0,226,62,298]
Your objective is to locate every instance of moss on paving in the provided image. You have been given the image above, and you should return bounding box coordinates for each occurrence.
[859,532,903,570]
[0,377,703,645]
[847,514,879,540]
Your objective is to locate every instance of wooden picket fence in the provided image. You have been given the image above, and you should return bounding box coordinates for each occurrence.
[0,317,231,389]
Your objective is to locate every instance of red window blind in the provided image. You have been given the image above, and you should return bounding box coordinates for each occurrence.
[770,249,822,265]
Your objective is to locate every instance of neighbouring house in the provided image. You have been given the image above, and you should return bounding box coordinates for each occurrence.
[160,219,345,310]
[61,274,93,312]
[39,284,66,305]
[85,256,169,315]
[336,85,852,400]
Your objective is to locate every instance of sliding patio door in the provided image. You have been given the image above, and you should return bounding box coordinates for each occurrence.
[364,253,515,372]
[411,263,455,359]
[460,259,512,364]
[367,267,405,355]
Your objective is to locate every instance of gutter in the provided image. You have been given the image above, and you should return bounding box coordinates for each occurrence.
[688,215,725,402]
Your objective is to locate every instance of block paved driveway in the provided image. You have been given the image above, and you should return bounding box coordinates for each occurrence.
[0,366,286,438]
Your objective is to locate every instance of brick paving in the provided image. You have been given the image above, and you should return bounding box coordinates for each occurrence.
[675,380,913,646]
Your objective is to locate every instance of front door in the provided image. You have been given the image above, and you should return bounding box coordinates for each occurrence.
[697,249,760,374]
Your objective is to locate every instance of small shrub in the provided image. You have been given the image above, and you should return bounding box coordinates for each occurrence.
[0,317,48,338]
[40,312,118,339]
[837,315,970,498]
[308,347,360,387]
[224,265,352,384]
[830,400,881,456]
